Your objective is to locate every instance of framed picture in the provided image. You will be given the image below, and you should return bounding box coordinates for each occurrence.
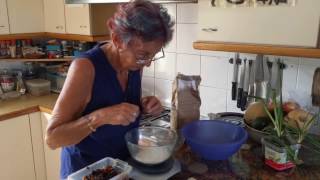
[253,0,296,7]
[211,0,251,7]
[210,0,296,7]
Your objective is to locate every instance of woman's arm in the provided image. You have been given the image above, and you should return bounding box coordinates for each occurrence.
[45,59,140,150]
[140,66,163,116]
[45,59,96,149]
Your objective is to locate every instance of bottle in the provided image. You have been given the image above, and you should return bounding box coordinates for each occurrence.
[26,39,33,47]
[16,40,23,58]
[9,40,16,58]
[0,41,7,56]
[61,40,69,57]
[16,71,26,94]
[5,40,11,57]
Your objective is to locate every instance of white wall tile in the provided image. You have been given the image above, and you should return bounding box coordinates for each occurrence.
[155,78,173,107]
[177,54,201,75]
[227,61,235,90]
[162,4,176,21]
[201,56,228,89]
[162,4,177,53]
[177,4,198,24]
[281,57,299,92]
[199,86,227,115]
[177,24,200,55]
[165,25,177,53]
[239,53,257,60]
[201,50,235,58]
[142,62,155,77]
[141,76,154,96]
[155,52,176,80]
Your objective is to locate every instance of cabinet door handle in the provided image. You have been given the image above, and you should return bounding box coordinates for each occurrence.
[202,28,218,32]
[0,25,5,28]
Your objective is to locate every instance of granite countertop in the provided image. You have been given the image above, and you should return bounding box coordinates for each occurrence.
[0,93,58,121]
[171,142,320,180]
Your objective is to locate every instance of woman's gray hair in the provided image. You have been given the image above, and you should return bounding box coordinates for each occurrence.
[108,0,175,46]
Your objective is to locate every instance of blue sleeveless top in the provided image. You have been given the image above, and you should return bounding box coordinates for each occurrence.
[60,44,141,179]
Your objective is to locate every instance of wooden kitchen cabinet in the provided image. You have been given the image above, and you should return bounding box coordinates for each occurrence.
[0,0,9,34]
[43,0,66,34]
[65,4,90,35]
[29,112,47,180]
[41,112,61,180]
[65,4,117,36]
[7,0,44,33]
[0,115,36,180]
[198,0,320,47]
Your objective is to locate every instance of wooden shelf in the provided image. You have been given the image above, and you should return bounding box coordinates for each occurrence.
[0,32,110,42]
[45,33,109,42]
[0,33,46,40]
[0,58,73,62]
[193,41,320,59]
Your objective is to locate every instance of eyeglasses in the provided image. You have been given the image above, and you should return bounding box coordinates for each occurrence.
[136,48,165,65]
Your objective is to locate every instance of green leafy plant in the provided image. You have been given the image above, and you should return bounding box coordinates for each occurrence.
[252,62,320,165]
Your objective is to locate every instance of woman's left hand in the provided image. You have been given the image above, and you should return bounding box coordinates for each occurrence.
[141,96,163,116]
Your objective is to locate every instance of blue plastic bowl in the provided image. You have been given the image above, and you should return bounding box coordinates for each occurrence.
[182,120,248,160]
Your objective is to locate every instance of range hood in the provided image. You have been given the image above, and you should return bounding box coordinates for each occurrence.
[65,0,197,4]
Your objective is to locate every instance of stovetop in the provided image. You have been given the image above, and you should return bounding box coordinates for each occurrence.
[139,108,171,128]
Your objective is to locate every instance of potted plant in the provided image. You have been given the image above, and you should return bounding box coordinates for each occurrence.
[256,66,320,171]
[259,89,300,171]
[261,92,319,171]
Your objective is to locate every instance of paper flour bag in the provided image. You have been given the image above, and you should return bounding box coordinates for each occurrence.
[170,73,201,131]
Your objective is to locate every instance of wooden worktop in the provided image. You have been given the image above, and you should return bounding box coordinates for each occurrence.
[0,93,58,121]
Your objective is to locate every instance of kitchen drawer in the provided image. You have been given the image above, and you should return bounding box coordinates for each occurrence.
[198,0,320,47]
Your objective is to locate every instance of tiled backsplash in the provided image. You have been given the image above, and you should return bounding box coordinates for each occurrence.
[142,4,320,134]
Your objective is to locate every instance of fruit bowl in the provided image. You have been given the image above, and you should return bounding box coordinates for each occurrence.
[244,120,270,144]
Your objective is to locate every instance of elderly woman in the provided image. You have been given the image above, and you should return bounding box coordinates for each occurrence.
[45,0,174,179]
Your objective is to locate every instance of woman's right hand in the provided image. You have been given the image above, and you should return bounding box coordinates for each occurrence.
[96,103,140,126]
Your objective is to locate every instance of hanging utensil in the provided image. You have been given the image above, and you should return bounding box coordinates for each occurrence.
[237,59,245,108]
[248,60,255,104]
[270,60,279,94]
[270,59,281,98]
[262,56,271,100]
[312,67,320,121]
[312,67,320,106]
[240,59,251,111]
[231,53,240,101]
[254,54,265,99]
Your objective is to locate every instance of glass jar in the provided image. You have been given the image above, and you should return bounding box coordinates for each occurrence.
[0,74,15,92]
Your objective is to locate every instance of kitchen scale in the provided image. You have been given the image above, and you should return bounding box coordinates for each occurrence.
[128,157,181,180]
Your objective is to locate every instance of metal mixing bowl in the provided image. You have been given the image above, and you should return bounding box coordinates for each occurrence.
[125,126,177,165]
